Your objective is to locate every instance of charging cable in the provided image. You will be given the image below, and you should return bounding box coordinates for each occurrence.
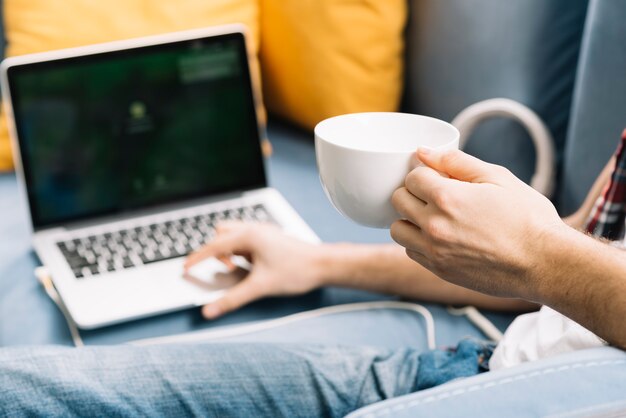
[35,266,85,347]
[36,266,502,349]
[131,301,438,349]
[447,305,504,342]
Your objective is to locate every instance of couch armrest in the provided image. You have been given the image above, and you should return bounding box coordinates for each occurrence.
[452,98,556,198]
[349,346,626,418]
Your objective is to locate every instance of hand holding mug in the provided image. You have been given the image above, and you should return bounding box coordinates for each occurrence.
[390,147,565,301]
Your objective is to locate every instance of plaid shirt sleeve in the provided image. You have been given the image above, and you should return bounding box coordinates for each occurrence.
[584,129,626,241]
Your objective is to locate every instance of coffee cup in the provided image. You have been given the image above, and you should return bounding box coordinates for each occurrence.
[315,112,459,228]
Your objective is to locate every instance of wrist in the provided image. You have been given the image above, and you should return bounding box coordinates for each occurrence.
[528,222,588,305]
[310,242,352,287]
[525,221,626,348]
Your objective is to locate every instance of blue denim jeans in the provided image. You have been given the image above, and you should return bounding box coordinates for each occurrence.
[0,340,491,417]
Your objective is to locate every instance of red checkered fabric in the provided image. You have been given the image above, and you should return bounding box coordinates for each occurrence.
[584,129,626,240]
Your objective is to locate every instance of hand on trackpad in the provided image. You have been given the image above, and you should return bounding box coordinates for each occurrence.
[183,256,250,290]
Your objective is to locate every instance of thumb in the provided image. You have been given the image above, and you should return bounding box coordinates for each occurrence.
[202,278,264,319]
[417,148,499,183]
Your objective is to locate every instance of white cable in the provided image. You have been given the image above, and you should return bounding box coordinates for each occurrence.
[36,266,502,348]
[447,305,504,342]
[130,301,438,350]
[34,267,504,348]
[34,267,85,347]
[35,268,437,349]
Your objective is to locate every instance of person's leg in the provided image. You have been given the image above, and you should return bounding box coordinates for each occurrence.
[0,343,422,417]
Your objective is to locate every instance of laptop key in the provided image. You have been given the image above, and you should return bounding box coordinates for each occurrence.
[173,242,186,255]
[84,250,96,264]
[66,255,90,269]
[139,251,179,265]
[122,257,134,269]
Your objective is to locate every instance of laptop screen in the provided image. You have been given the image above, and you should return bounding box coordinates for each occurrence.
[7,32,266,229]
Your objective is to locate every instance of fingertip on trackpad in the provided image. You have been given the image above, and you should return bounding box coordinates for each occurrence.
[183,257,248,289]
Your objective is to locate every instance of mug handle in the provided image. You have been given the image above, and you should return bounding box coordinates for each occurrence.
[451,98,555,198]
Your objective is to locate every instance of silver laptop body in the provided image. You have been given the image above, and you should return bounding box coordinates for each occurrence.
[1,25,319,329]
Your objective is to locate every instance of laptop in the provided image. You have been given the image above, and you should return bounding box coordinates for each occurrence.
[1,24,319,329]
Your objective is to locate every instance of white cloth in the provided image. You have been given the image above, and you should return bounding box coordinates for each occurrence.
[490,306,606,371]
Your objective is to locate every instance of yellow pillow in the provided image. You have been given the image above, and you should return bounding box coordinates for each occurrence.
[0,0,261,171]
[259,0,407,130]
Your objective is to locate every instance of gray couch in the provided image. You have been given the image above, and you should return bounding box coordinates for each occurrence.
[0,0,614,344]
[1,0,625,414]
[404,0,588,191]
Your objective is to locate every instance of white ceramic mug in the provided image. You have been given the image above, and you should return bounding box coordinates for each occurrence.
[315,112,459,228]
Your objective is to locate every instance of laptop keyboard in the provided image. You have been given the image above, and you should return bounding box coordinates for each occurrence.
[56,204,274,279]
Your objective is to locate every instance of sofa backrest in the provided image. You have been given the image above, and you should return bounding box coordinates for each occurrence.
[403,0,588,196]
[0,1,4,61]
[558,0,626,215]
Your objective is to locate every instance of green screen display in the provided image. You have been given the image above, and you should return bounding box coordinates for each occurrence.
[9,34,265,228]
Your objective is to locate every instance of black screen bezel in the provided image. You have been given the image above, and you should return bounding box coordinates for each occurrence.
[7,31,267,230]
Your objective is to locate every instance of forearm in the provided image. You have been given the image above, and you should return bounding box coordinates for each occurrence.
[533,226,626,349]
[315,243,537,312]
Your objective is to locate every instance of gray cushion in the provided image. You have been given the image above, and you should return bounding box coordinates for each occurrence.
[404,0,588,190]
[350,346,626,418]
[0,0,4,63]
[0,0,5,95]
[558,0,626,215]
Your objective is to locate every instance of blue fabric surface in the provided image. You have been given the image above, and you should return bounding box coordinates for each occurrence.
[141,305,498,352]
[0,121,516,346]
[0,342,425,417]
[0,338,496,416]
[416,338,494,390]
[350,346,626,418]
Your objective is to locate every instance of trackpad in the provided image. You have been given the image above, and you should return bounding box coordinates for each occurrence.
[183,257,247,290]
